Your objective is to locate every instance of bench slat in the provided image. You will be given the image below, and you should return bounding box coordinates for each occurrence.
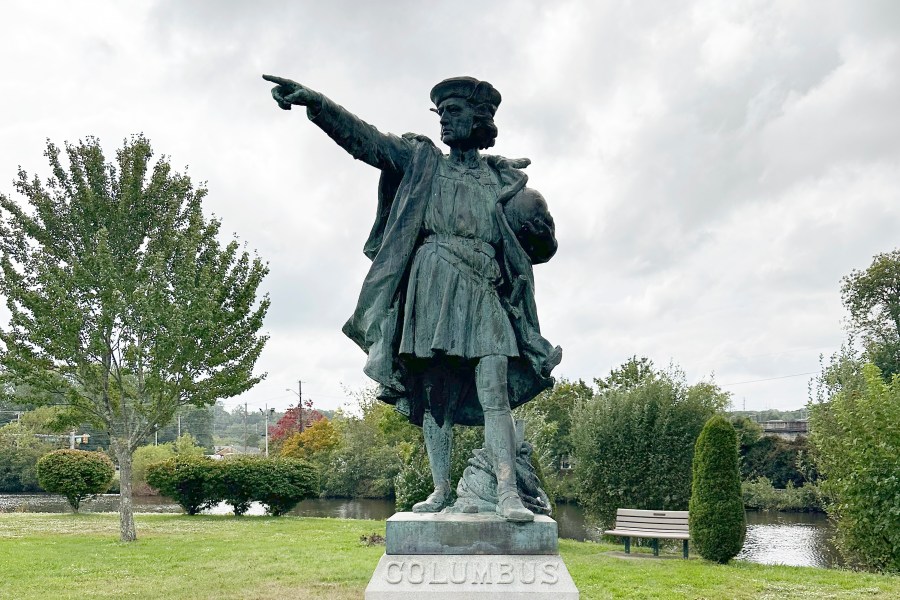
[616,509,689,518]
[604,528,690,540]
[617,525,688,531]
[618,516,689,526]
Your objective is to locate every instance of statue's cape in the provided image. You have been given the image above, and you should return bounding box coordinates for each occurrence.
[342,136,559,426]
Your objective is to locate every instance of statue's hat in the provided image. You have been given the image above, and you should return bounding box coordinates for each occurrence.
[430,77,501,114]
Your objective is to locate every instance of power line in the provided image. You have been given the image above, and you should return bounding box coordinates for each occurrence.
[720,372,817,387]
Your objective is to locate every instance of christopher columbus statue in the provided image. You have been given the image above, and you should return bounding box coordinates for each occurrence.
[264,74,562,522]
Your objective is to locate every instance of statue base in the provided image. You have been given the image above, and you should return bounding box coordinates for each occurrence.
[365,512,579,599]
[386,512,558,555]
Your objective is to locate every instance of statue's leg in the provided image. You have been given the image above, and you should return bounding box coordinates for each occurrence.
[477,354,533,522]
[412,370,453,513]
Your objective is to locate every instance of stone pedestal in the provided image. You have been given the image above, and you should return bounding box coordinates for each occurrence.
[365,513,579,599]
[387,512,558,555]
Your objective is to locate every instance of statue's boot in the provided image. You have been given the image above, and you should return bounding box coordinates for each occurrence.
[413,409,453,513]
[412,485,452,513]
[477,355,534,523]
[497,488,534,522]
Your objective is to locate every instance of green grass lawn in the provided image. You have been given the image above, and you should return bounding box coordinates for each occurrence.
[1,513,897,599]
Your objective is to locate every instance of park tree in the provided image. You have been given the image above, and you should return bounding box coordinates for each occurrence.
[321,387,420,498]
[594,355,655,391]
[280,416,340,460]
[0,136,269,540]
[571,360,728,527]
[810,361,900,571]
[269,399,320,451]
[0,420,54,492]
[841,249,900,381]
[515,378,593,500]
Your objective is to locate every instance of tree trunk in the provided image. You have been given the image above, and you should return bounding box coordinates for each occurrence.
[114,441,137,542]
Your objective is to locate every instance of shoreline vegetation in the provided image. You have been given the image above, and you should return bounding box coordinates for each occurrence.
[1,514,898,600]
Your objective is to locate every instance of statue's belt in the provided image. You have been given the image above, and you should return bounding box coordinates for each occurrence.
[417,234,502,293]
[421,233,496,258]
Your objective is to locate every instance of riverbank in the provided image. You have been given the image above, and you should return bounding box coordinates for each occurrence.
[1,514,897,599]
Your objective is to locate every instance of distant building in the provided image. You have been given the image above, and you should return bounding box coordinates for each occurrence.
[760,419,808,440]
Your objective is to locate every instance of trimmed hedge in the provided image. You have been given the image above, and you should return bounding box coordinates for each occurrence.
[689,416,746,563]
[146,455,316,516]
[36,449,115,512]
[252,458,317,516]
[146,456,221,515]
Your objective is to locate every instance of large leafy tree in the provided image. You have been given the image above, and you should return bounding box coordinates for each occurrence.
[810,357,900,572]
[571,360,729,528]
[514,378,593,500]
[842,249,900,381]
[0,136,269,541]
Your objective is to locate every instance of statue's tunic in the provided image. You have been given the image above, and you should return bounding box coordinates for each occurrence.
[307,97,560,426]
[399,157,519,360]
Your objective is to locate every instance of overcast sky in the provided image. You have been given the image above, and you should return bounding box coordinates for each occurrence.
[2,0,899,414]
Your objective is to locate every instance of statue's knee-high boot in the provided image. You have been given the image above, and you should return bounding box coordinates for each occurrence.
[412,410,453,512]
[477,355,533,522]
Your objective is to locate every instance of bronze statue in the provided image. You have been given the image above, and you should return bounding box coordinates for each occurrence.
[264,74,561,522]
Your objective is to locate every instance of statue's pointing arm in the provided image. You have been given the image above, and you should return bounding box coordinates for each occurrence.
[263,74,412,174]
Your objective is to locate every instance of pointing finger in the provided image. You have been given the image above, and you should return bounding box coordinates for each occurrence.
[262,74,294,86]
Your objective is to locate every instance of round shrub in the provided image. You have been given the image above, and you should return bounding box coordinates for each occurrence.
[36,449,115,512]
[216,455,262,516]
[254,458,317,516]
[146,455,222,515]
[689,415,746,563]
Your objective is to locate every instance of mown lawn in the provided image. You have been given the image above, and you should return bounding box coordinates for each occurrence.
[0,513,897,599]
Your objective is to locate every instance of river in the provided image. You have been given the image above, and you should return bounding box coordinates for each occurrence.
[0,494,841,568]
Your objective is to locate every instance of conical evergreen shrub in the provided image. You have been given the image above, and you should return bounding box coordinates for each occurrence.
[689,415,745,563]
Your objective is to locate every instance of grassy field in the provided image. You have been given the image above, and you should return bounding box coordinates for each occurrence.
[1,513,898,599]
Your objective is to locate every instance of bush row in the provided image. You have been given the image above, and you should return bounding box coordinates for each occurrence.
[147,455,317,516]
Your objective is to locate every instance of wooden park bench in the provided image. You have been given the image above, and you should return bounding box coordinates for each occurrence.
[603,509,690,558]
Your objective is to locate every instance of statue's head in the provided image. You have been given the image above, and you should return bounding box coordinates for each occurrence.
[430,77,500,150]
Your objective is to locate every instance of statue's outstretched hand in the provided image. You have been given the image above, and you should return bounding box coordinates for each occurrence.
[262,74,321,111]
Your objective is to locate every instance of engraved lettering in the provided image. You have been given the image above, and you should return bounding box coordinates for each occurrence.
[472,562,492,584]
[520,562,536,584]
[430,561,448,584]
[408,561,424,584]
[497,561,514,584]
[541,562,559,585]
[385,561,403,585]
[450,561,467,584]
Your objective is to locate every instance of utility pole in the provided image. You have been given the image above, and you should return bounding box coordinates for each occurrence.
[260,405,274,457]
[286,380,305,433]
[298,380,304,432]
[243,402,248,453]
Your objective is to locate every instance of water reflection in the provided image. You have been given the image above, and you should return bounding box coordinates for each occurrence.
[738,511,843,569]
[0,494,179,514]
[554,502,600,542]
[0,494,397,521]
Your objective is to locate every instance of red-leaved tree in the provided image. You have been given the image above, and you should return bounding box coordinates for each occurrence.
[269,400,323,449]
